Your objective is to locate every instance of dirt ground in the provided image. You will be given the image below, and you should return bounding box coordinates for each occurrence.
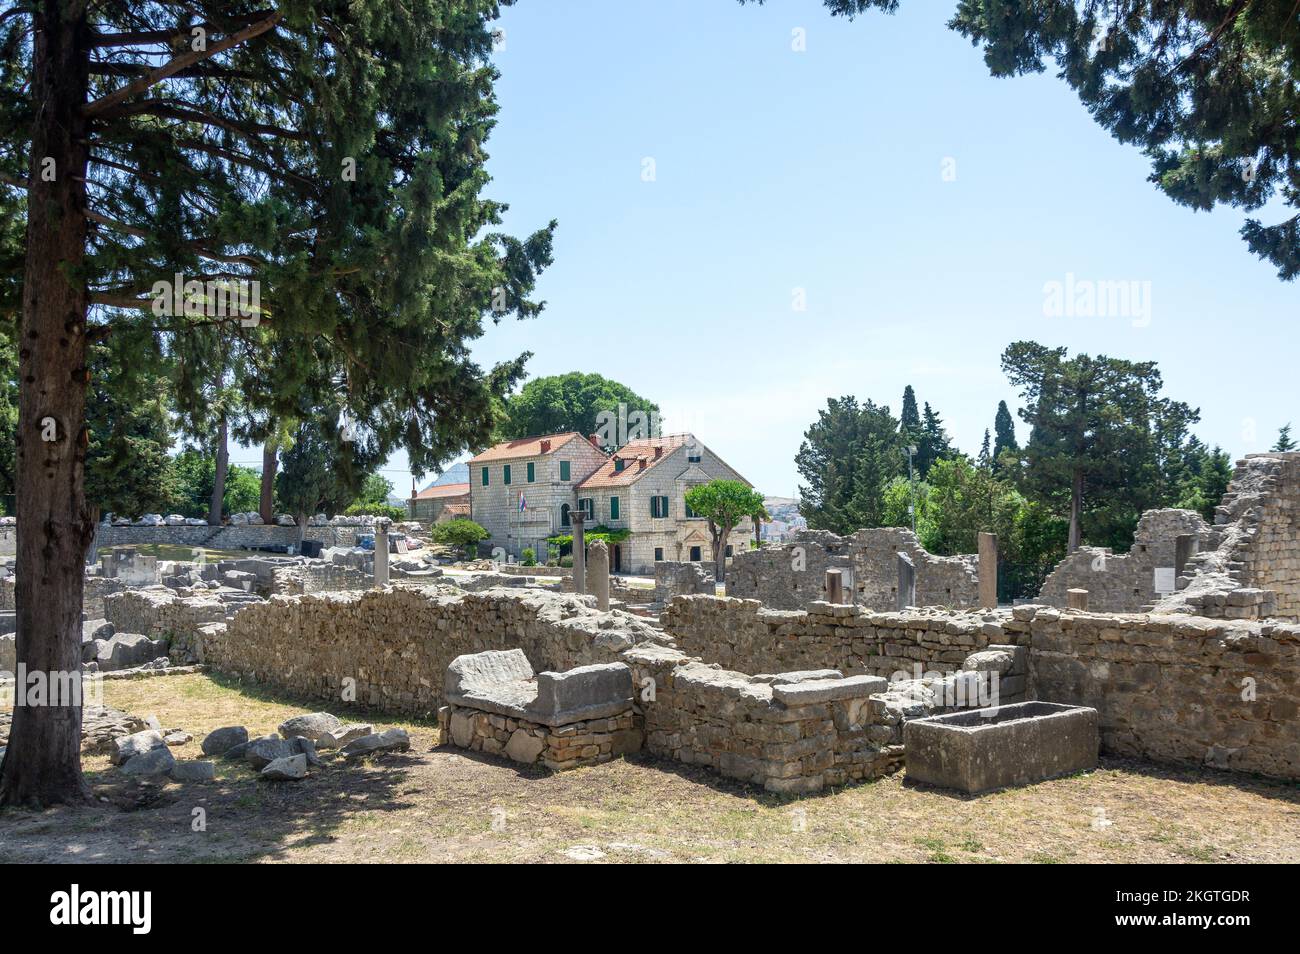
[1,673,1297,863]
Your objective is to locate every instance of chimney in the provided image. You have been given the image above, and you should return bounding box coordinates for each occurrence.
[588,434,600,448]
[638,457,647,471]
[540,439,551,453]
[653,446,662,459]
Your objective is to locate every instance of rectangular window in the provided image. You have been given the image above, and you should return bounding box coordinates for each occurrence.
[526,462,535,483]
[579,498,594,520]
[654,547,664,562]
[560,460,571,481]
[685,498,697,519]
[725,545,733,557]
[561,504,571,527]
[610,497,620,520]
[689,545,702,562]
[650,496,669,519]
[688,454,701,463]
[481,466,489,486]
[614,458,625,473]
[503,464,511,485]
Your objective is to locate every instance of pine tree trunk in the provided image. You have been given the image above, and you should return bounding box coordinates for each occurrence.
[0,1,93,808]
[1068,466,1083,552]
[259,437,277,524]
[208,413,228,526]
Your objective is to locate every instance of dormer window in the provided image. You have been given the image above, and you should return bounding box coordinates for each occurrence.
[688,453,701,463]
[613,457,625,473]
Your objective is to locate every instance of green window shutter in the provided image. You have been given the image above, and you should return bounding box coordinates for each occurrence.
[527,462,535,482]
[503,464,511,485]
[611,497,620,520]
[481,466,489,486]
[560,460,570,481]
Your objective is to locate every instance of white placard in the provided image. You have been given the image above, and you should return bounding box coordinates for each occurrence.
[1153,567,1176,595]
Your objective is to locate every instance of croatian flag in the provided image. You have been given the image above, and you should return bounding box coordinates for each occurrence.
[518,493,527,513]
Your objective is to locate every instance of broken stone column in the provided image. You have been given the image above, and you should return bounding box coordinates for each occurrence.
[571,508,586,596]
[373,519,390,587]
[897,553,916,610]
[1066,588,1089,611]
[1175,533,1198,579]
[978,532,998,608]
[589,540,610,611]
[825,568,843,605]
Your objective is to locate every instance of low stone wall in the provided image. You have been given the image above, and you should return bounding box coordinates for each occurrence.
[102,589,234,663]
[90,523,359,552]
[623,643,900,793]
[665,594,1300,781]
[1009,604,1300,779]
[663,595,1011,681]
[273,562,371,595]
[207,586,664,716]
[440,705,640,770]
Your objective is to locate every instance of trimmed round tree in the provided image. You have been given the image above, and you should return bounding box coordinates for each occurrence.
[684,479,765,584]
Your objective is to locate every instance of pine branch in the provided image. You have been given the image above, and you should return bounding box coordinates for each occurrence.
[83,9,284,118]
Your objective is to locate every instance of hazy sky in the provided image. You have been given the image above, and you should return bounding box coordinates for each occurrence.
[240,0,1298,498]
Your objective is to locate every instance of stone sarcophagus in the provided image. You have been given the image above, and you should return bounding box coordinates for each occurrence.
[903,701,1098,794]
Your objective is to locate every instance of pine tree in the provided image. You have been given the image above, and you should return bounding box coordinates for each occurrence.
[900,385,920,434]
[0,1,554,806]
[796,396,903,534]
[916,402,954,479]
[992,400,1018,473]
[977,429,992,469]
[1273,424,1297,452]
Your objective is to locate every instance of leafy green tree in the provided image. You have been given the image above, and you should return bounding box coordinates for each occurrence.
[917,457,1019,557]
[500,372,660,449]
[1273,424,1296,452]
[882,474,930,537]
[168,450,259,519]
[796,396,904,534]
[683,479,765,583]
[277,411,384,549]
[1002,341,1202,552]
[431,517,490,558]
[84,345,176,521]
[787,0,1300,278]
[1,0,553,805]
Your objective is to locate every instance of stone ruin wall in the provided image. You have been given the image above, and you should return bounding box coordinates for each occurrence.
[662,594,1300,781]
[1036,509,1212,614]
[726,528,979,611]
[198,585,902,792]
[272,561,371,596]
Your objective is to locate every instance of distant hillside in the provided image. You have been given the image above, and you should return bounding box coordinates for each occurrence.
[424,461,469,491]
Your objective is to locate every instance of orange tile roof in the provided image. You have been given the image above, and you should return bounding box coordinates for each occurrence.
[467,431,593,464]
[414,482,470,500]
[442,501,470,515]
[576,434,698,489]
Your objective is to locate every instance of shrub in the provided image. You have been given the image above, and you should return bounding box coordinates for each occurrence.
[521,547,536,566]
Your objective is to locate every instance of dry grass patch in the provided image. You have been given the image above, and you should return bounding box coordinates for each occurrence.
[1,673,1297,863]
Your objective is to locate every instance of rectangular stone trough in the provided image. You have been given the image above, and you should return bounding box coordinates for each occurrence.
[903,701,1098,794]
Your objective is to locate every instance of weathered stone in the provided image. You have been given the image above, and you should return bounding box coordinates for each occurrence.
[261,753,307,780]
[120,745,176,777]
[278,712,344,742]
[504,728,545,764]
[201,725,249,756]
[110,729,165,766]
[169,760,216,782]
[341,728,410,758]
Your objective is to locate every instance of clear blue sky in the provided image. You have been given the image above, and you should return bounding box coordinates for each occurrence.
[245,0,1298,498]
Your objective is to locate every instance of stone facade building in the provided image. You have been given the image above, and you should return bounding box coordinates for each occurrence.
[408,481,470,523]
[574,434,754,575]
[467,432,610,562]
[467,431,755,574]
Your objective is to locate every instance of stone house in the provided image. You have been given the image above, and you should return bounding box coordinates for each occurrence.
[574,434,754,575]
[467,432,609,561]
[408,482,470,523]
